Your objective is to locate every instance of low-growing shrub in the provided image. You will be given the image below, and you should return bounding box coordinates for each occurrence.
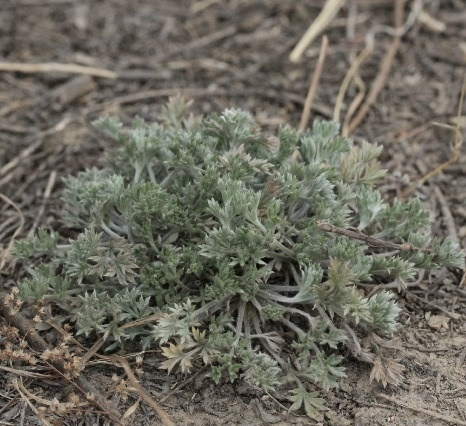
[14,99,464,419]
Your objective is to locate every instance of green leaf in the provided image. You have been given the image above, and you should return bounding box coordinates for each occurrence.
[366,291,401,333]
[289,385,325,420]
[309,352,346,391]
[13,228,59,260]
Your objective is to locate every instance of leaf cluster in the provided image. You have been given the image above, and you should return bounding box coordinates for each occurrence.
[14,98,464,419]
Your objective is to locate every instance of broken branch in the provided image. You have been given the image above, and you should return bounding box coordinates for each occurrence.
[317,221,430,253]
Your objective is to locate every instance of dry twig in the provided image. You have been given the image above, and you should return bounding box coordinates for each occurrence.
[80,336,105,365]
[0,117,70,189]
[47,316,172,423]
[0,139,44,182]
[0,99,34,118]
[0,194,25,270]
[406,291,461,320]
[0,117,70,182]
[28,171,57,237]
[457,348,466,371]
[346,0,405,135]
[299,36,329,131]
[52,75,96,110]
[161,26,236,59]
[419,10,446,33]
[0,62,116,79]
[460,270,466,288]
[87,86,333,117]
[333,46,372,125]
[378,394,466,425]
[159,367,209,404]
[14,0,76,5]
[0,365,54,380]
[0,397,19,417]
[13,377,86,409]
[110,355,175,426]
[342,72,367,136]
[336,0,423,134]
[401,76,465,197]
[317,221,430,253]
[12,378,53,426]
[289,0,345,63]
[433,186,459,244]
[0,295,122,424]
[190,0,219,14]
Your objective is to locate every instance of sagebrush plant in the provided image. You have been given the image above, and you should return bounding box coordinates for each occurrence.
[14,98,464,419]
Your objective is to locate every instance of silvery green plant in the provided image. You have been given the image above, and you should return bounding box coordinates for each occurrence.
[14,98,464,419]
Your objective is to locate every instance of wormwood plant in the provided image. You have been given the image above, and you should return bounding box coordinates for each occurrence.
[14,99,463,419]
